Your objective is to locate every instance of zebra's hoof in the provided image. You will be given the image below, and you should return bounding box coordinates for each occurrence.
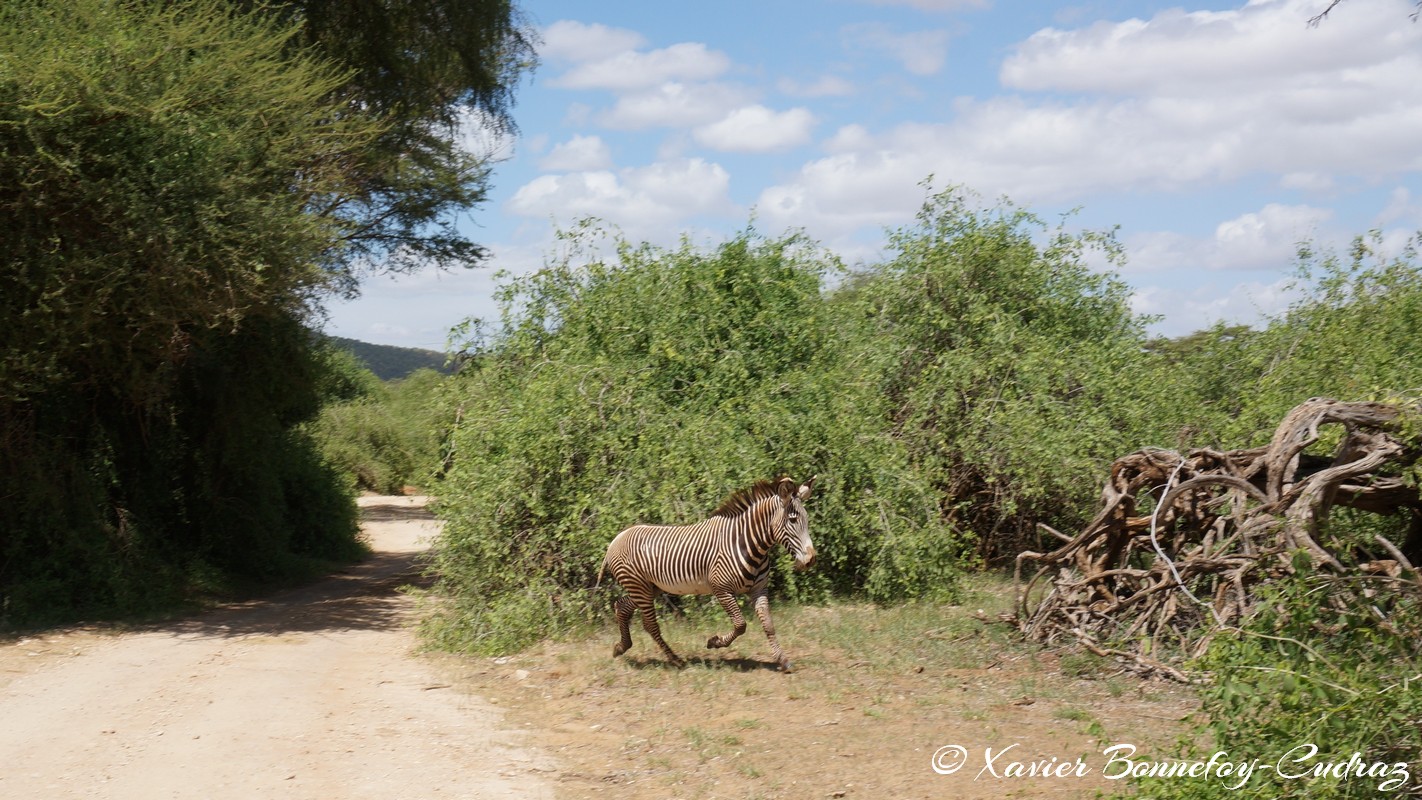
[779,660,795,673]
[707,635,725,649]
[668,657,686,668]
[613,642,629,657]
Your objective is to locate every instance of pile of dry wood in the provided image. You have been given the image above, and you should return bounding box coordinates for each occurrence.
[1016,398,1422,681]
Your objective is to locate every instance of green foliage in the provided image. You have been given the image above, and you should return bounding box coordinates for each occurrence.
[2,315,365,625]
[842,188,1182,558]
[1,0,532,627]
[429,226,961,653]
[1206,234,1422,445]
[224,0,537,281]
[310,368,454,493]
[317,345,387,404]
[1145,323,1261,425]
[0,0,379,406]
[425,188,1422,671]
[1116,242,1422,799]
[1131,575,1421,799]
[160,317,368,577]
[0,0,372,626]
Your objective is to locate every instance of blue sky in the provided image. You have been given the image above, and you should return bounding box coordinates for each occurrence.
[326,0,1422,349]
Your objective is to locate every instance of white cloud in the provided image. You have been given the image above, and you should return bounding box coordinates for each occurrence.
[552,42,732,91]
[455,108,516,162]
[1376,186,1422,227]
[368,322,412,339]
[598,81,752,129]
[1133,278,1301,337]
[540,20,646,63]
[757,147,926,234]
[1124,204,1332,274]
[1212,204,1328,267]
[1280,172,1335,192]
[539,134,613,171]
[990,0,1422,181]
[693,106,816,153]
[846,23,951,76]
[777,75,856,98]
[324,241,555,349]
[760,0,1422,237]
[1000,0,1415,96]
[507,158,734,238]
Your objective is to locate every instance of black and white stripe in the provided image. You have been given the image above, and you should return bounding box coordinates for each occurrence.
[601,476,816,672]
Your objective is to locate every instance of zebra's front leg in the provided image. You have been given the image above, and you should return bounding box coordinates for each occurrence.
[706,590,747,649]
[752,590,793,672]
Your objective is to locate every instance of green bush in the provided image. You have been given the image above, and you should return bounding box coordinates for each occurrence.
[0,0,371,625]
[1119,241,1422,799]
[1222,234,1422,444]
[842,188,1186,560]
[1132,574,1421,799]
[310,367,454,493]
[424,194,1422,665]
[0,0,375,406]
[428,227,961,653]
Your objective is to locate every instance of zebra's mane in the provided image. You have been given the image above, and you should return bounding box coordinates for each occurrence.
[709,478,785,519]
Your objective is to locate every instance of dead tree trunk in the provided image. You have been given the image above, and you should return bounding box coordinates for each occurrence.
[1016,398,1421,679]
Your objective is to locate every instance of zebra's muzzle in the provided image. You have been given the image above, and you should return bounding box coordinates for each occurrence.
[795,546,816,571]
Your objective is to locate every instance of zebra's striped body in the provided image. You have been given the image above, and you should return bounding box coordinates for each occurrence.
[602,476,816,672]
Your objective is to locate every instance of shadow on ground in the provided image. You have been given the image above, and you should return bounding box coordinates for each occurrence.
[619,655,783,672]
[150,503,437,640]
[357,502,437,523]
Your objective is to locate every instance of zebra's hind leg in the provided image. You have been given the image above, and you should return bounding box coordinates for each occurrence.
[612,596,636,657]
[635,593,684,667]
[706,590,747,649]
[752,591,793,673]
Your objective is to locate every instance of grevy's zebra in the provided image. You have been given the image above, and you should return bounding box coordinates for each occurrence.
[601,476,816,672]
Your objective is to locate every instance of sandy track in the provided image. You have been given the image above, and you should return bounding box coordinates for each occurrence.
[0,496,553,799]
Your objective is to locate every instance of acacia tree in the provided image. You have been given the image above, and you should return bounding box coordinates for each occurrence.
[0,0,530,623]
[228,0,536,284]
[0,1,383,406]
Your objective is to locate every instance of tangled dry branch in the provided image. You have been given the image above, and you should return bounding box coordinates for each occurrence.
[1017,398,1422,680]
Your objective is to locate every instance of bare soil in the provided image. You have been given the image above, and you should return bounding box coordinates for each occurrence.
[0,496,554,799]
[2,497,1199,800]
[445,586,1200,799]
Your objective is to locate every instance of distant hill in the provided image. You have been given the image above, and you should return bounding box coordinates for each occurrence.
[328,336,451,381]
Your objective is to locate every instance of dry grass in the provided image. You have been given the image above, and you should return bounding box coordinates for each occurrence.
[431,576,1200,799]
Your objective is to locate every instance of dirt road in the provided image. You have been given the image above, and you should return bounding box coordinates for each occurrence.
[0,496,554,799]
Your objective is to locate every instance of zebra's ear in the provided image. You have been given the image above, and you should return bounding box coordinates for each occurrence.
[776,476,796,500]
[798,475,816,500]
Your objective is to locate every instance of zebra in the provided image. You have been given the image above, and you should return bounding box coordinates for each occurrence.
[600,476,816,672]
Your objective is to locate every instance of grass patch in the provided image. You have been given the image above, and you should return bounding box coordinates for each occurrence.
[432,576,1199,799]
[1052,707,1093,723]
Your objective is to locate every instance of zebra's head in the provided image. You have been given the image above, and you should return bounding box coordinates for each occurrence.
[776,476,817,571]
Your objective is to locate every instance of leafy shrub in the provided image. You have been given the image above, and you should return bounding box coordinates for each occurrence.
[1219,234,1422,445]
[1118,242,1422,799]
[428,227,961,653]
[0,0,376,406]
[1132,574,1421,799]
[842,188,1186,560]
[424,192,1422,662]
[311,367,453,494]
